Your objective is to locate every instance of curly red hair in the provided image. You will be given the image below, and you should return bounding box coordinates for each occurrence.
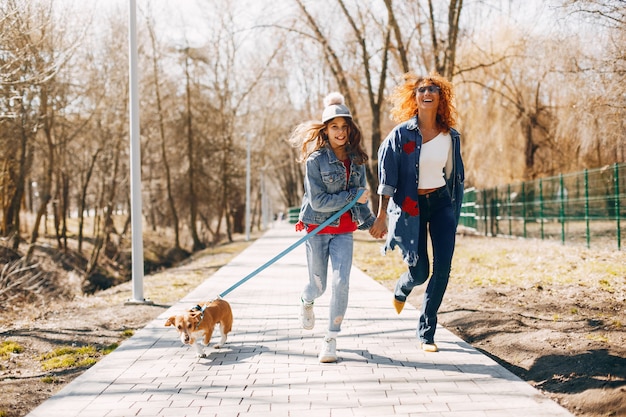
[388,71,457,131]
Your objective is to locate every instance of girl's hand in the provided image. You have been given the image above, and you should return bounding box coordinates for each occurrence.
[357,189,369,204]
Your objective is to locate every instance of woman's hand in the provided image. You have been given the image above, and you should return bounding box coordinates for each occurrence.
[369,216,387,239]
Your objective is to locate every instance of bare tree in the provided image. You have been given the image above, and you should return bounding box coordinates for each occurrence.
[145,14,182,250]
[427,0,463,78]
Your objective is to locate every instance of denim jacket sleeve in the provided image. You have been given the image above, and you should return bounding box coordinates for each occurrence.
[445,128,465,226]
[351,163,376,230]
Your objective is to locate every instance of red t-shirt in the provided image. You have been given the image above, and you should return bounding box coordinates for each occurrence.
[305,159,357,235]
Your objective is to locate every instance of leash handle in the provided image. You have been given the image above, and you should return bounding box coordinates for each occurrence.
[218,189,366,298]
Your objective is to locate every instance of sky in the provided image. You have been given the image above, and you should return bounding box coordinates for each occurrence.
[59,0,586,46]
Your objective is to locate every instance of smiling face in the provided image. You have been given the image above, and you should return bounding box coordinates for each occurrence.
[416,83,441,113]
[324,117,351,152]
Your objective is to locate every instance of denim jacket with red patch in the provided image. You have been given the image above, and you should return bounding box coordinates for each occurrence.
[377,116,465,266]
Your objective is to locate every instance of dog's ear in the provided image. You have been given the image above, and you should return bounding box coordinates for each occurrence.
[188,312,201,325]
[164,316,176,327]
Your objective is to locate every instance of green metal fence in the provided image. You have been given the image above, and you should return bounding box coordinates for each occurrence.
[459,163,625,250]
[287,206,300,224]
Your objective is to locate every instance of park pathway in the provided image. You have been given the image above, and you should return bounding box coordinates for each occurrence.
[27,222,574,417]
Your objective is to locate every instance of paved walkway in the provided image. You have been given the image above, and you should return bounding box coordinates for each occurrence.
[27,222,574,417]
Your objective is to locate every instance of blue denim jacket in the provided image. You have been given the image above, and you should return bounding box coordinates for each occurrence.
[299,145,376,230]
[377,116,465,265]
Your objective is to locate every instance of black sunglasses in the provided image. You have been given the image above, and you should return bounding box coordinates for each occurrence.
[417,85,440,94]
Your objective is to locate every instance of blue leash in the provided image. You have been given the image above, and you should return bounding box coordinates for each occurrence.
[218,189,365,298]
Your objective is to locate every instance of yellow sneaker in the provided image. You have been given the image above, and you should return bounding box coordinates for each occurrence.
[392,298,405,314]
[420,342,439,352]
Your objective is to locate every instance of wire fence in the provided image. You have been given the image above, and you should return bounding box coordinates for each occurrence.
[459,163,625,250]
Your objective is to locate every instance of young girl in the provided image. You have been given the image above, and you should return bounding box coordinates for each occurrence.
[291,92,374,363]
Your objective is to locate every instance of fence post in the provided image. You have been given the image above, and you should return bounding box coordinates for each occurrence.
[559,173,565,245]
[507,184,512,236]
[493,186,499,236]
[615,163,621,250]
[584,169,590,248]
[483,189,488,236]
[539,178,544,240]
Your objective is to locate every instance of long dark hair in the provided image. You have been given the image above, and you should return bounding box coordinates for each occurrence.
[290,117,369,165]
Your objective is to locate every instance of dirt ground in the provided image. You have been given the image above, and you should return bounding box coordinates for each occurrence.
[1,231,625,417]
[357,232,626,417]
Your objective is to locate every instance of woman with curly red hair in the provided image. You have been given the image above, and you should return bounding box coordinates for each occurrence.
[370,72,465,352]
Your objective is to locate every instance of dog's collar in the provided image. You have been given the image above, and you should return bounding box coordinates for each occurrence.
[191,304,206,330]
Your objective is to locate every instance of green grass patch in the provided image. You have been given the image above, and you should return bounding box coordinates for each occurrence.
[102,343,119,354]
[586,333,609,343]
[40,346,98,370]
[0,340,23,359]
[39,343,118,371]
[121,329,134,338]
[598,279,614,293]
[41,375,59,384]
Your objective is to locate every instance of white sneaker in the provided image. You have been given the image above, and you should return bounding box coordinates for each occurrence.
[300,300,315,330]
[319,337,337,363]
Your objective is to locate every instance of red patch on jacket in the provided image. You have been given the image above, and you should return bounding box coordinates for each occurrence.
[401,196,419,216]
[402,141,416,154]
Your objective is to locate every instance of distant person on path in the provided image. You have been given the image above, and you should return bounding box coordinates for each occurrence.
[369,72,465,353]
[291,92,375,363]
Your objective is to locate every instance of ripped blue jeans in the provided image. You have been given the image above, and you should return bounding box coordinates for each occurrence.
[302,232,353,334]
[394,186,456,344]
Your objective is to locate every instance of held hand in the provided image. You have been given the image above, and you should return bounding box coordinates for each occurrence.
[369,216,387,239]
[357,189,369,204]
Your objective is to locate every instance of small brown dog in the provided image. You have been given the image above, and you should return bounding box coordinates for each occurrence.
[165,298,233,358]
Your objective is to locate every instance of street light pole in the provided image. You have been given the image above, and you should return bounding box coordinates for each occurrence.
[126,0,150,305]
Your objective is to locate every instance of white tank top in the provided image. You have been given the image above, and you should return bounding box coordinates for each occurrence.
[419,132,451,189]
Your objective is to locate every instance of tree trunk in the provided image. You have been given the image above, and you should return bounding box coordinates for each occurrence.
[6,102,30,251]
[183,54,204,251]
[384,0,410,73]
[77,148,101,253]
[428,0,464,77]
[148,18,181,249]
[24,84,55,264]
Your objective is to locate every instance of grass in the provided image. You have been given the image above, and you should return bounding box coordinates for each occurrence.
[353,231,625,338]
[354,231,626,293]
[586,333,609,344]
[41,376,59,384]
[0,341,23,359]
[353,233,404,282]
[39,344,118,371]
[97,238,257,306]
[120,329,134,338]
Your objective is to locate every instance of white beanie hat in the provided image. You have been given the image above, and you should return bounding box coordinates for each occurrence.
[321,92,352,123]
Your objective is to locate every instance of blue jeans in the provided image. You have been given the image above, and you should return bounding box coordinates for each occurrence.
[302,233,353,334]
[394,186,456,344]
